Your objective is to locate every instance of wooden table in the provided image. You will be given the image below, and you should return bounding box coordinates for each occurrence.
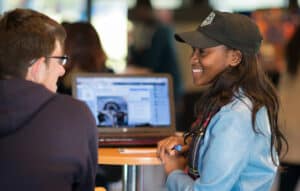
[98,147,161,191]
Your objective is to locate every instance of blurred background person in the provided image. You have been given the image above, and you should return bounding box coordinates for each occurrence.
[57,21,121,190]
[127,0,183,106]
[278,24,300,191]
[57,22,113,95]
[127,0,183,133]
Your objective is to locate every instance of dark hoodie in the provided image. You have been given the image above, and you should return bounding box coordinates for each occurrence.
[0,79,98,191]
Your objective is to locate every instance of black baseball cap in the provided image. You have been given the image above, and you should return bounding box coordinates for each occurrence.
[175,11,262,54]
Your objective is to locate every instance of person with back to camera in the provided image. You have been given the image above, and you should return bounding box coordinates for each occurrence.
[0,9,98,191]
[157,10,287,191]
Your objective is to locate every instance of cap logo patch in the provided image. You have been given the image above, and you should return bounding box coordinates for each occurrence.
[200,12,216,27]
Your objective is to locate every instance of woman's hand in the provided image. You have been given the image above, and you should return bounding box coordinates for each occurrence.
[157,136,187,157]
[157,136,190,175]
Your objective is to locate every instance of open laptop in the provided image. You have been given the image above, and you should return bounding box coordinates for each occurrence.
[72,73,176,147]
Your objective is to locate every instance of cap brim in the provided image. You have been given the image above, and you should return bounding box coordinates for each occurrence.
[174,31,220,49]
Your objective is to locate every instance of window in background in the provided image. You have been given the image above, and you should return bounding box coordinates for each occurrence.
[127,0,136,9]
[91,0,127,72]
[0,0,87,22]
[209,0,288,12]
[151,0,182,9]
[127,0,182,10]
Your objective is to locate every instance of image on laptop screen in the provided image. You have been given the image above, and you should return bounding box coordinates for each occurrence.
[72,73,175,136]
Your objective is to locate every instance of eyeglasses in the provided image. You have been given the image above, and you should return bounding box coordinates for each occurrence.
[45,55,68,66]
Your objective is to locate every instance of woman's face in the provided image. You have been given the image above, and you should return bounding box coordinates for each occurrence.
[189,45,233,86]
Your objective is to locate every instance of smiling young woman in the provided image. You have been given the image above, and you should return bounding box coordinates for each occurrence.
[157,10,287,191]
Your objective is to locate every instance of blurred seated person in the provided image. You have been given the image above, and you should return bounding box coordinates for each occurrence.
[56,21,122,189]
[57,22,113,95]
[0,9,98,191]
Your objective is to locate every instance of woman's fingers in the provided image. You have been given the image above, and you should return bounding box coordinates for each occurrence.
[157,136,185,160]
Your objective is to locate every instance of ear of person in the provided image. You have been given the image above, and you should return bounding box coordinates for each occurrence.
[26,57,46,82]
[229,50,242,67]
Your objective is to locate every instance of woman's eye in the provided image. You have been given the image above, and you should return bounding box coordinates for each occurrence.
[191,48,207,57]
[199,49,206,56]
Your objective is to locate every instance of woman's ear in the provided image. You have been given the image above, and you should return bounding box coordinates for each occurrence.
[229,50,242,67]
[25,57,45,82]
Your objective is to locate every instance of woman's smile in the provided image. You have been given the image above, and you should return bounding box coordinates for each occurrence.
[192,66,203,73]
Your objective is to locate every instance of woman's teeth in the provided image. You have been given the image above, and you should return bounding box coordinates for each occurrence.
[192,68,203,73]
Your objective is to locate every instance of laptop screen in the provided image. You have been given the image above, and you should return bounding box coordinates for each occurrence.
[72,73,175,136]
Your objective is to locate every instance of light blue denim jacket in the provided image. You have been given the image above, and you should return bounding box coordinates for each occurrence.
[166,95,278,191]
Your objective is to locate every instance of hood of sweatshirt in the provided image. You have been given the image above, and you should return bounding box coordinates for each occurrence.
[0,79,55,137]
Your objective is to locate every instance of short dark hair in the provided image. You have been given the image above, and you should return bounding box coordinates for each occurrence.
[0,8,66,79]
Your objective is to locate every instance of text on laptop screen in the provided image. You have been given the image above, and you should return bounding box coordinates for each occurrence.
[75,76,171,128]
